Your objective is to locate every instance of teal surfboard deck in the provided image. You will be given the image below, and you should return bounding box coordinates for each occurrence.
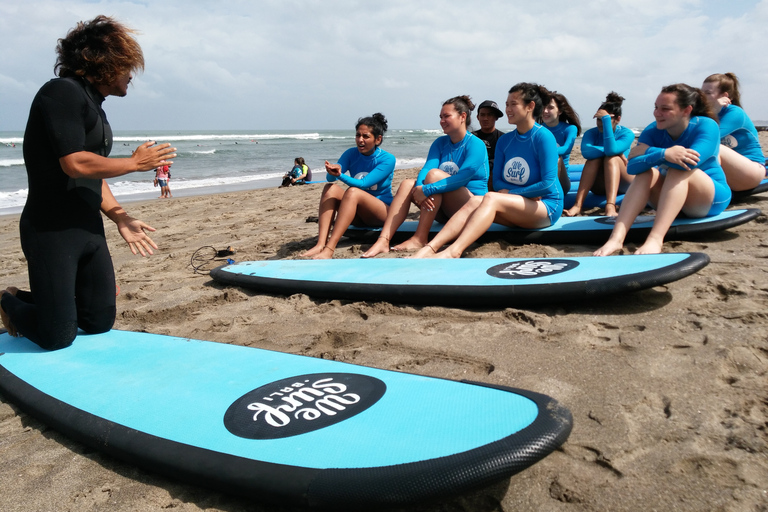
[0,330,571,509]
[346,208,760,245]
[211,253,709,308]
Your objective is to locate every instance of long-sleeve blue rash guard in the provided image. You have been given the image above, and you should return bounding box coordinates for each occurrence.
[628,116,731,215]
[544,122,578,170]
[580,116,635,161]
[717,104,765,164]
[416,133,488,197]
[327,146,396,205]
[493,123,563,224]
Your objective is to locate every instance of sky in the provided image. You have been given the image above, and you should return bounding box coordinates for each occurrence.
[2,0,767,131]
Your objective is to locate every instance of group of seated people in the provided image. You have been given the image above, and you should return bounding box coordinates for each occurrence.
[300,73,766,260]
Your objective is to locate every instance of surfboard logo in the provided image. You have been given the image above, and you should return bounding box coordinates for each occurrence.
[595,215,655,226]
[487,259,577,279]
[224,373,386,439]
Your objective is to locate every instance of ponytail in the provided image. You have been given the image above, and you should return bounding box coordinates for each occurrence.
[703,72,742,107]
[443,95,475,129]
[356,112,389,144]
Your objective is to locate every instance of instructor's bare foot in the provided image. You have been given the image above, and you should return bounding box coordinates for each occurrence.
[563,205,582,217]
[361,236,389,258]
[392,237,425,252]
[593,240,623,257]
[1,286,19,337]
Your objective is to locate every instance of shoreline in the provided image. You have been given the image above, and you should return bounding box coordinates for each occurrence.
[0,140,767,511]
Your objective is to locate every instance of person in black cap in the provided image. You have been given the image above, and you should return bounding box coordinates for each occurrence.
[472,100,505,191]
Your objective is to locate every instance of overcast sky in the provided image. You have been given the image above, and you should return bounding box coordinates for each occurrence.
[2,0,767,132]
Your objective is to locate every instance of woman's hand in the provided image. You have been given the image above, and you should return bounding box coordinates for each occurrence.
[131,141,176,172]
[717,96,732,109]
[325,161,342,176]
[664,145,700,171]
[116,215,158,257]
[412,186,435,211]
[594,108,612,119]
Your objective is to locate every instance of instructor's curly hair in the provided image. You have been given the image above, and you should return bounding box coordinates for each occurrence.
[55,15,144,85]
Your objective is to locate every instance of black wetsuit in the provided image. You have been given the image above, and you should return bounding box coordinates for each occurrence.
[1,77,116,350]
[473,128,504,191]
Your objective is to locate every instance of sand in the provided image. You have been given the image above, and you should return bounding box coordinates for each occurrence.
[0,136,767,512]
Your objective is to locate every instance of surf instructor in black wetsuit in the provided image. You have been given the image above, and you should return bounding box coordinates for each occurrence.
[0,15,176,350]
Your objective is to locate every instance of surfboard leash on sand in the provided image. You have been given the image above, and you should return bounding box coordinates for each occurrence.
[190,245,236,275]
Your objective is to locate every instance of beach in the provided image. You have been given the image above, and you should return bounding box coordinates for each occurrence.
[0,138,767,512]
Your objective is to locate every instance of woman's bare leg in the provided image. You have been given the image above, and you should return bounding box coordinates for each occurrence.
[564,158,602,217]
[361,179,416,258]
[314,188,388,259]
[603,155,628,217]
[719,145,766,191]
[411,194,482,258]
[301,183,344,257]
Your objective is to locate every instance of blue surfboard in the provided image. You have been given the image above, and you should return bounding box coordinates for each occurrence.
[0,330,571,508]
[211,253,709,308]
[346,208,760,245]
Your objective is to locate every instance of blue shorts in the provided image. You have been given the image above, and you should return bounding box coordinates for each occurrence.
[157,179,168,187]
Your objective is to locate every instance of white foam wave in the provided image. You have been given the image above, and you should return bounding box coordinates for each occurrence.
[0,189,28,209]
[395,157,426,169]
[189,149,216,155]
[0,159,25,168]
[109,172,285,196]
[113,133,349,143]
[0,138,23,145]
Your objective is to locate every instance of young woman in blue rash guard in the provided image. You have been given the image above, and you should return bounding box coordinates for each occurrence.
[361,96,488,258]
[301,113,395,259]
[564,92,635,218]
[701,73,766,191]
[594,84,731,256]
[412,83,562,259]
[540,90,581,194]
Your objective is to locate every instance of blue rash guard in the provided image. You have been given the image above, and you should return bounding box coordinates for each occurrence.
[493,123,563,225]
[629,116,731,216]
[543,122,578,170]
[416,133,488,197]
[717,104,766,164]
[327,146,396,205]
[580,116,635,160]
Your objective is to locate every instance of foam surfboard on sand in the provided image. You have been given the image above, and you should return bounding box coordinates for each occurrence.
[0,330,571,508]
[211,253,710,308]
[346,208,760,245]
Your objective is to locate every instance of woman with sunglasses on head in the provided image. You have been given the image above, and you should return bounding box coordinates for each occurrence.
[564,92,635,217]
[594,83,731,256]
[301,113,395,259]
[412,83,562,259]
[362,95,488,258]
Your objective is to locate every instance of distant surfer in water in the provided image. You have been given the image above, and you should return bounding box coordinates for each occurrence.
[301,113,395,259]
[412,83,562,259]
[594,83,731,256]
[362,95,488,258]
[0,16,176,349]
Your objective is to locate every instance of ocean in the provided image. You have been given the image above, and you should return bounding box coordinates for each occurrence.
[0,129,442,216]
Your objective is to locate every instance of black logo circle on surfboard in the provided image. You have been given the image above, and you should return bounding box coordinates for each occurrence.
[594,215,656,226]
[224,373,386,439]
[486,259,579,280]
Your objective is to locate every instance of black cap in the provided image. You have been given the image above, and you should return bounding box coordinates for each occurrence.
[477,100,503,118]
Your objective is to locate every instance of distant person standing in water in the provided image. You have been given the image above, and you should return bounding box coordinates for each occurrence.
[0,16,176,350]
[472,100,505,191]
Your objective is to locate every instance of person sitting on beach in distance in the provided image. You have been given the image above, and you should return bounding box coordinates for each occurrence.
[0,16,176,349]
[280,157,309,187]
[412,83,562,259]
[300,113,396,259]
[540,90,581,195]
[472,100,505,191]
[594,83,731,256]
[361,96,488,258]
[701,73,767,191]
[564,92,636,217]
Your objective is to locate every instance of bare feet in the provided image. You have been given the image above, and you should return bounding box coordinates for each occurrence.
[604,202,619,217]
[361,236,389,258]
[563,205,582,217]
[634,238,663,255]
[391,236,426,252]
[593,239,623,257]
[301,244,326,258]
[311,246,335,260]
[1,286,19,337]
[410,243,438,259]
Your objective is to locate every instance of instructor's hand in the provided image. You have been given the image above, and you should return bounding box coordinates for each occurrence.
[132,141,177,172]
[116,215,158,257]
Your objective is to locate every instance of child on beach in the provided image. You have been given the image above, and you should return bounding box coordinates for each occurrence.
[564,92,635,217]
[701,73,767,191]
[540,90,581,194]
[361,95,488,258]
[594,83,731,256]
[154,164,172,198]
[412,83,562,259]
[301,113,395,259]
